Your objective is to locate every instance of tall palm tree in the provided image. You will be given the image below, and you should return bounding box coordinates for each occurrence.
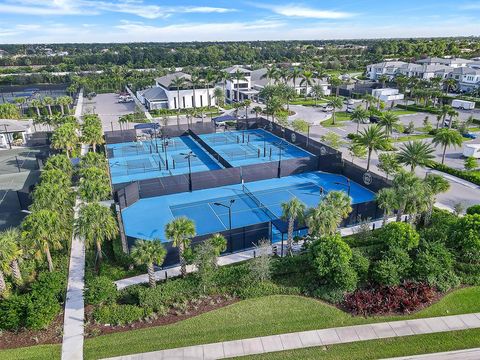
[354,125,388,171]
[204,71,217,108]
[329,76,342,97]
[423,174,450,225]
[130,239,166,288]
[397,141,435,172]
[261,66,279,85]
[243,99,252,118]
[300,70,314,98]
[22,210,62,272]
[51,122,78,158]
[170,76,186,125]
[289,67,303,94]
[218,71,230,101]
[350,107,369,134]
[313,63,328,84]
[232,69,247,102]
[0,228,23,295]
[440,105,451,127]
[392,170,423,221]
[310,84,324,106]
[446,108,458,129]
[379,111,399,138]
[281,198,306,256]
[213,87,225,108]
[306,202,340,237]
[324,190,352,220]
[57,96,72,115]
[378,74,389,88]
[190,72,202,110]
[443,78,457,94]
[165,217,196,277]
[75,203,118,268]
[43,96,54,116]
[432,128,464,164]
[328,97,343,125]
[376,188,397,226]
[30,99,43,117]
[44,154,73,175]
[81,122,104,153]
[363,94,376,110]
[252,106,262,118]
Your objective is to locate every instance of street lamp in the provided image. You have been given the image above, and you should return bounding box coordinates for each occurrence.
[181,151,197,192]
[3,124,12,149]
[334,179,351,197]
[214,199,235,253]
[160,133,170,170]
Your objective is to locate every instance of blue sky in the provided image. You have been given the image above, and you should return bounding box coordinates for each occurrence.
[0,0,479,43]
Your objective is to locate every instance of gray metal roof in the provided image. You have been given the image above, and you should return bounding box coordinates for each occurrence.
[222,65,251,74]
[142,87,168,101]
[155,71,192,88]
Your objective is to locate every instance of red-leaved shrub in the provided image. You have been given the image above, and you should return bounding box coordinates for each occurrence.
[343,282,437,316]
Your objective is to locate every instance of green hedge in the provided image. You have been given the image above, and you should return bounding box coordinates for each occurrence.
[92,304,152,326]
[428,162,480,186]
[396,104,441,115]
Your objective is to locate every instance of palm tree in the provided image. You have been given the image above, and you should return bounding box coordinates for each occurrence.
[443,78,457,94]
[203,71,217,108]
[376,188,397,226]
[130,239,166,288]
[30,99,43,117]
[423,174,450,225]
[243,99,252,119]
[440,105,451,127]
[51,122,78,158]
[44,154,73,174]
[213,87,225,108]
[0,228,23,295]
[446,108,458,129]
[57,96,72,115]
[289,67,303,94]
[354,125,388,171]
[165,217,196,277]
[313,63,328,84]
[432,128,464,164]
[378,75,389,88]
[218,71,230,101]
[261,66,279,85]
[310,84,324,106]
[363,94,376,110]
[328,97,343,125]
[75,203,118,268]
[252,106,262,118]
[22,210,62,272]
[190,72,203,110]
[350,107,369,134]
[306,203,338,237]
[379,111,399,138]
[170,76,186,125]
[324,190,352,220]
[81,122,104,153]
[281,198,306,256]
[14,97,26,115]
[397,141,435,172]
[329,76,342,97]
[392,170,424,221]
[43,96,54,116]
[300,70,314,98]
[232,69,247,102]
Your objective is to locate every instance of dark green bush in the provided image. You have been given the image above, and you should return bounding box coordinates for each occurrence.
[428,162,480,186]
[448,214,480,263]
[351,249,370,284]
[378,222,420,251]
[25,293,61,330]
[372,247,412,286]
[466,205,480,215]
[455,262,480,285]
[0,294,28,330]
[138,277,200,310]
[92,304,151,326]
[85,276,118,305]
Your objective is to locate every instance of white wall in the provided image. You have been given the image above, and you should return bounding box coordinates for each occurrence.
[165,87,216,109]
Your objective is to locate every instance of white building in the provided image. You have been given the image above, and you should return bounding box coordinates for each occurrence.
[137,71,216,111]
[449,67,480,93]
[223,65,331,103]
[372,88,404,102]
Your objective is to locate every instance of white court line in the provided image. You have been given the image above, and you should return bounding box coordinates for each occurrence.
[208,202,228,230]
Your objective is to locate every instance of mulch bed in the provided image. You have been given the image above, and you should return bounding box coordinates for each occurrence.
[0,313,64,350]
[85,294,238,337]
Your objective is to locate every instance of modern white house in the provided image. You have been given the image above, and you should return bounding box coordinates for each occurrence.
[366,57,480,92]
[137,71,216,111]
[223,65,331,103]
[371,88,404,102]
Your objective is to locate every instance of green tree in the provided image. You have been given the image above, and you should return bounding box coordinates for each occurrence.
[378,222,420,251]
[43,154,73,174]
[328,97,343,125]
[0,228,23,296]
[193,239,217,293]
[397,141,435,172]
[22,210,63,272]
[300,70,314,98]
[448,214,480,264]
[372,246,412,286]
[51,122,78,158]
[43,96,54,116]
[392,170,424,221]
[348,143,367,163]
[232,69,247,103]
[376,188,398,226]
[354,125,388,171]
[165,217,196,277]
[79,167,111,202]
[252,106,263,118]
[350,107,369,134]
[291,118,309,133]
[378,111,399,138]
[30,99,43,117]
[310,84,324,106]
[75,203,118,268]
[378,152,401,180]
[213,87,225,107]
[130,239,166,288]
[308,234,357,291]
[432,128,464,164]
[423,174,450,225]
[281,198,306,256]
[321,131,344,150]
[464,156,478,171]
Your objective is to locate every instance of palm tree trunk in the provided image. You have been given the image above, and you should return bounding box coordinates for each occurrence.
[396,203,405,222]
[45,244,54,272]
[0,271,7,296]
[92,142,97,153]
[147,263,156,288]
[36,107,40,117]
[176,88,180,126]
[10,260,22,285]
[287,217,294,256]
[366,149,372,171]
[96,240,103,263]
[179,242,187,277]
[47,105,52,116]
[60,105,64,115]
[332,109,336,125]
[382,211,389,227]
[356,121,360,134]
[442,145,447,164]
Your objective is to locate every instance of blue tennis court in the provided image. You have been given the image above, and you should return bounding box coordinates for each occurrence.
[198,129,312,167]
[121,171,376,242]
[107,136,222,184]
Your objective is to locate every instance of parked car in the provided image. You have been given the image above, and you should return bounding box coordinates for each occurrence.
[322,105,333,112]
[463,133,478,139]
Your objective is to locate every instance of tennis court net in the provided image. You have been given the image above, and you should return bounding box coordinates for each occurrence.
[242,185,277,220]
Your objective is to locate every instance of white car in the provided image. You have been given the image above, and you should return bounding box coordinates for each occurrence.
[322,105,333,112]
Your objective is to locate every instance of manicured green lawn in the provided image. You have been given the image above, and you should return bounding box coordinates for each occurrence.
[394,134,433,142]
[239,328,480,359]
[321,112,351,127]
[290,99,327,106]
[2,287,478,360]
[391,109,418,115]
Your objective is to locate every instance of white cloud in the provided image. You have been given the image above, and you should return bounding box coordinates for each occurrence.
[255,3,356,19]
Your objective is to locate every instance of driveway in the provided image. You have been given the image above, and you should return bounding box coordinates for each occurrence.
[82,93,136,131]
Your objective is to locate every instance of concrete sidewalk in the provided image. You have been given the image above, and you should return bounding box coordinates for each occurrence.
[115,217,398,290]
[102,313,480,360]
[385,347,480,359]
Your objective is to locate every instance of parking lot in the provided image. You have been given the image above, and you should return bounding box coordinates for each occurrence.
[82,93,137,131]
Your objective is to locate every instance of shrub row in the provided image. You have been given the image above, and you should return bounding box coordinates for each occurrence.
[428,162,480,186]
[92,304,152,326]
[343,282,437,316]
[396,104,442,115]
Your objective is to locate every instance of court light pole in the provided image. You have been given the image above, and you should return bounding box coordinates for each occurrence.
[274,141,287,178]
[181,151,197,192]
[334,179,351,197]
[214,199,235,253]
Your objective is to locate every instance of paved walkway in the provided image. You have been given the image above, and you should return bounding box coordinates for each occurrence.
[385,347,480,359]
[115,216,398,290]
[61,200,86,360]
[102,313,480,360]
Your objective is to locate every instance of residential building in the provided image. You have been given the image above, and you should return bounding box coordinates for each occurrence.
[137,71,216,111]
[448,67,480,93]
[416,57,472,68]
[372,88,404,102]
